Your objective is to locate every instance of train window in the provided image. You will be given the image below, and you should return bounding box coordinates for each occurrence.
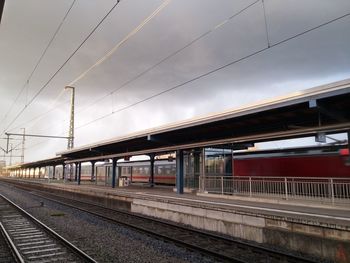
[158,166,163,174]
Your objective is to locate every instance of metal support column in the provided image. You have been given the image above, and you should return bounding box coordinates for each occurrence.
[348,131,350,162]
[149,154,155,187]
[78,162,81,185]
[74,163,78,181]
[52,165,56,180]
[112,158,117,188]
[176,149,184,194]
[91,161,96,182]
[62,164,66,181]
[201,148,206,192]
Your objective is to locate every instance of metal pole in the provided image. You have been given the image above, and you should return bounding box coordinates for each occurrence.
[78,162,81,185]
[9,143,12,166]
[65,86,75,149]
[52,165,56,180]
[149,154,155,187]
[91,161,95,182]
[249,177,252,197]
[284,177,288,200]
[176,150,184,194]
[74,163,78,181]
[330,178,335,205]
[62,164,66,182]
[112,158,117,188]
[21,128,25,163]
[221,176,224,195]
[201,148,206,192]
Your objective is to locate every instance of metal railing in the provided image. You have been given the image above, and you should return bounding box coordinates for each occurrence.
[200,176,350,204]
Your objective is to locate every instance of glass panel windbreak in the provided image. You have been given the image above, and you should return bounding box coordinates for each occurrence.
[183,149,203,189]
[205,148,232,177]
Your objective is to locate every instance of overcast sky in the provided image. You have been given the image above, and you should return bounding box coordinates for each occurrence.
[0,0,350,163]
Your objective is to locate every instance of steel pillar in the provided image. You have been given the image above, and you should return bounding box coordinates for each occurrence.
[65,86,75,149]
[52,165,56,180]
[78,162,81,185]
[112,158,117,188]
[176,149,184,194]
[348,131,350,156]
[74,163,78,181]
[62,164,65,180]
[91,161,96,182]
[149,154,155,187]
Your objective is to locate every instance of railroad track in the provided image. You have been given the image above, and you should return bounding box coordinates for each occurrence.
[15,186,319,263]
[0,220,21,263]
[0,194,96,263]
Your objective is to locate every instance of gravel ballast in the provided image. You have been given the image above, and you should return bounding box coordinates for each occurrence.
[0,182,218,263]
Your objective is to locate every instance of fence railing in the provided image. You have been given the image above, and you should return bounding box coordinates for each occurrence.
[200,176,350,204]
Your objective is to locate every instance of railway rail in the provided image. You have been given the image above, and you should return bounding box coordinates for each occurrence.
[0,220,21,263]
[0,194,96,263]
[12,184,319,263]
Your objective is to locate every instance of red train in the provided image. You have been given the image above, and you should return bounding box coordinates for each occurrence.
[233,146,350,178]
[54,145,349,185]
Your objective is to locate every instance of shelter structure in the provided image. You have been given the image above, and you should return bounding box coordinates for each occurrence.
[6,79,350,194]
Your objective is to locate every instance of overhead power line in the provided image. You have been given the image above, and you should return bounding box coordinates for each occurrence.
[0,0,76,131]
[22,5,350,152]
[1,0,123,135]
[75,10,350,130]
[6,0,173,136]
[70,0,260,117]
[68,0,172,86]
[20,0,259,134]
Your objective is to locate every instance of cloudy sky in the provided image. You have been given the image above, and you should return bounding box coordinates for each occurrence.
[0,0,350,163]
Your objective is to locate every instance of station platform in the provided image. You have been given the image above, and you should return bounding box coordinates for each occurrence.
[1,177,350,262]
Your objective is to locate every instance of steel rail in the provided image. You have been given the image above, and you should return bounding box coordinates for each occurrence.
[0,193,97,263]
[0,222,24,263]
[19,186,318,263]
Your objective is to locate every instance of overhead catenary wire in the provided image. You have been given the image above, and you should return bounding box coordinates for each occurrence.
[7,89,69,132]
[75,10,350,130]
[24,7,350,152]
[68,0,172,87]
[7,0,173,137]
[68,0,260,117]
[1,0,123,136]
[19,0,261,138]
[0,0,76,132]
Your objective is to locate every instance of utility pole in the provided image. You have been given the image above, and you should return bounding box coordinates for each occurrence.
[65,86,75,149]
[9,143,12,166]
[65,86,75,181]
[21,128,25,163]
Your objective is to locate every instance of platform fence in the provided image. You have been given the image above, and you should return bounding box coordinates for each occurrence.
[200,176,350,204]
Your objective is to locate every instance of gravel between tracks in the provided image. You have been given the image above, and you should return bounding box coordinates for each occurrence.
[0,182,218,263]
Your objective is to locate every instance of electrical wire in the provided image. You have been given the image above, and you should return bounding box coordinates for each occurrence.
[19,0,260,136]
[0,0,76,132]
[7,89,69,132]
[69,0,260,117]
[1,0,123,135]
[6,0,173,136]
[68,0,172,86]
[23,6,350,153]
[75,11,350,130]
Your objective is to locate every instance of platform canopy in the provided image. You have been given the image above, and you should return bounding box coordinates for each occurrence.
[55,79,350,164]
[5,156,66,170]
[0,0,4,24]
